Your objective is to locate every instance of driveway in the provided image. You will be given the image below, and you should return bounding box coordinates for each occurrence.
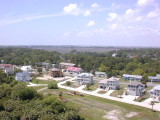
[57,78,160,112]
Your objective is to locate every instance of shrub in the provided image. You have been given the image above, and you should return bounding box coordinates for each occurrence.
[66,81,71,86]
[17,88,38,100]
[48,82,58,89]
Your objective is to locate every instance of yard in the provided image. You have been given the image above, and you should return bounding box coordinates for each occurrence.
[62,81,81,88]
[83,81,99,91]
[38,87,160,120]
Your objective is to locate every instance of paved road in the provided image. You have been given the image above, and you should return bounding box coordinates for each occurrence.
[58,78,160,112]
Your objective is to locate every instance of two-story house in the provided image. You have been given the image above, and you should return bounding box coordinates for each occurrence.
[76,73,94,85]
[95,72,107,78]
[0,64,14,74]
[99,77,120,90]
[15,72,31,82]
[127,81,146,96]
[149,85,160,101]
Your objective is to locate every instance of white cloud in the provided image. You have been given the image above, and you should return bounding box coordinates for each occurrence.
[147,8,160,18]
[63,32,70,36]
[0,13,60,26]
[63,4,80,15]
[125,9,135,16]
[91,3,100,8]
[137,0,154,7]
[87,20,95,27]
[83,10,91,16]
[109,24,118,30]
[107,13,118,21]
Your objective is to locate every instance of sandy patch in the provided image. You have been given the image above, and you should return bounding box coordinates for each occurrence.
[125,112,138,118]
[103,110,125,120]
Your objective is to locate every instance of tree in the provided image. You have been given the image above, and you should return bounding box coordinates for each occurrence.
[17,87,38,100]
[99,64,108,72]
[48,82,58,89]
[151,101,155,111]
[86,83,91,90]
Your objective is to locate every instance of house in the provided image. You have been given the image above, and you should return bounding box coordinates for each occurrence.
[21,66,32,72]
[122,74,142,81]
[127,81,146,96]
[112,53,117,57]
[76,73,94,85]
[59,62,75,69]
[49,68,64,77]
[99,77,119,90]
[149,85,160,101]
[148,74,160,82]
[15,72,31,82]
[0,64,14,74]
[95,71,107,78]
[66,66,83,75]
[38,62,51,68]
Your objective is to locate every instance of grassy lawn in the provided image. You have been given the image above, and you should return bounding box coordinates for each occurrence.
[32,78,57,84]
[134,86,153,102]
[39,88,160,120]
[62,82,81,88]
[83,81,99,91]
[97,90,107,94]
[30,86,46,91]
[110,84,127,97]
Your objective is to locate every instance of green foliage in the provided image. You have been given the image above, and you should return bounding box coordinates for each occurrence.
[0,76,83,120]
[48,82,58,89]
[66,81,71,86]
[17,87,38,100]
[86,83,91,90]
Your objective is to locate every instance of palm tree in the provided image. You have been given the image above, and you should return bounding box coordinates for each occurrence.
[151,101,155,111]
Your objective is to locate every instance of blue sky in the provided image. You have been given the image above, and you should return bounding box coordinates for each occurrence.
[0,0,160,47]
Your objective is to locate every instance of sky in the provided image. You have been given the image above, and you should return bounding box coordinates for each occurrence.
[0,0,160,47]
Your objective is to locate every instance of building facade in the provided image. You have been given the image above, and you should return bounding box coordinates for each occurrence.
[99,77,119,90]
[0,64,14,74]
[95,72,107,78]
[49,68,64,77]
[76,73,94,85]
[122,74,142,81]
[149,85,160,101]
[148,74,160,82]
[15,72,31,82]
[127,82,146,96]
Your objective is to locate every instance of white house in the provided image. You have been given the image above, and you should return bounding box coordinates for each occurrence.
[148,74,160,82]
[76,73,94,85]
[0,64,14,74]
[99,77,119,90]
[95,71,107,78]
[15,72,31,82]
[127,81,146,96]
[149,85,160,101]
[21,66,32,72]
[122,74,142,81]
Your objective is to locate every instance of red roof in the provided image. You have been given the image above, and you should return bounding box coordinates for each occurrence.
[66,66,82,72]
[0,64,13,67]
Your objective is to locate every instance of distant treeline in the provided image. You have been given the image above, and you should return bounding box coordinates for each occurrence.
[0,47,160,78]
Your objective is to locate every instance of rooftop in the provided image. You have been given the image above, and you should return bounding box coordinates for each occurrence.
[59,62,75,66]
[78,73,93,77]
[129,81,143,86]
[0,64,13,67]
[99,77,119,84]
[123,74,142,79]
[66,66,82,72]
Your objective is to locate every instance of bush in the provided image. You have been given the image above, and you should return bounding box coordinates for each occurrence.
[17,87,38,100]
[48,82,58,89]
[66,81,71,86]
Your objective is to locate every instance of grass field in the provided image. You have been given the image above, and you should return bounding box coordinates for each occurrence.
[37,87,160,120]
[83,81,99,91]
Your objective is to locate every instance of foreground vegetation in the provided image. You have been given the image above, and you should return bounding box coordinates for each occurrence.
[0,71,83,120]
